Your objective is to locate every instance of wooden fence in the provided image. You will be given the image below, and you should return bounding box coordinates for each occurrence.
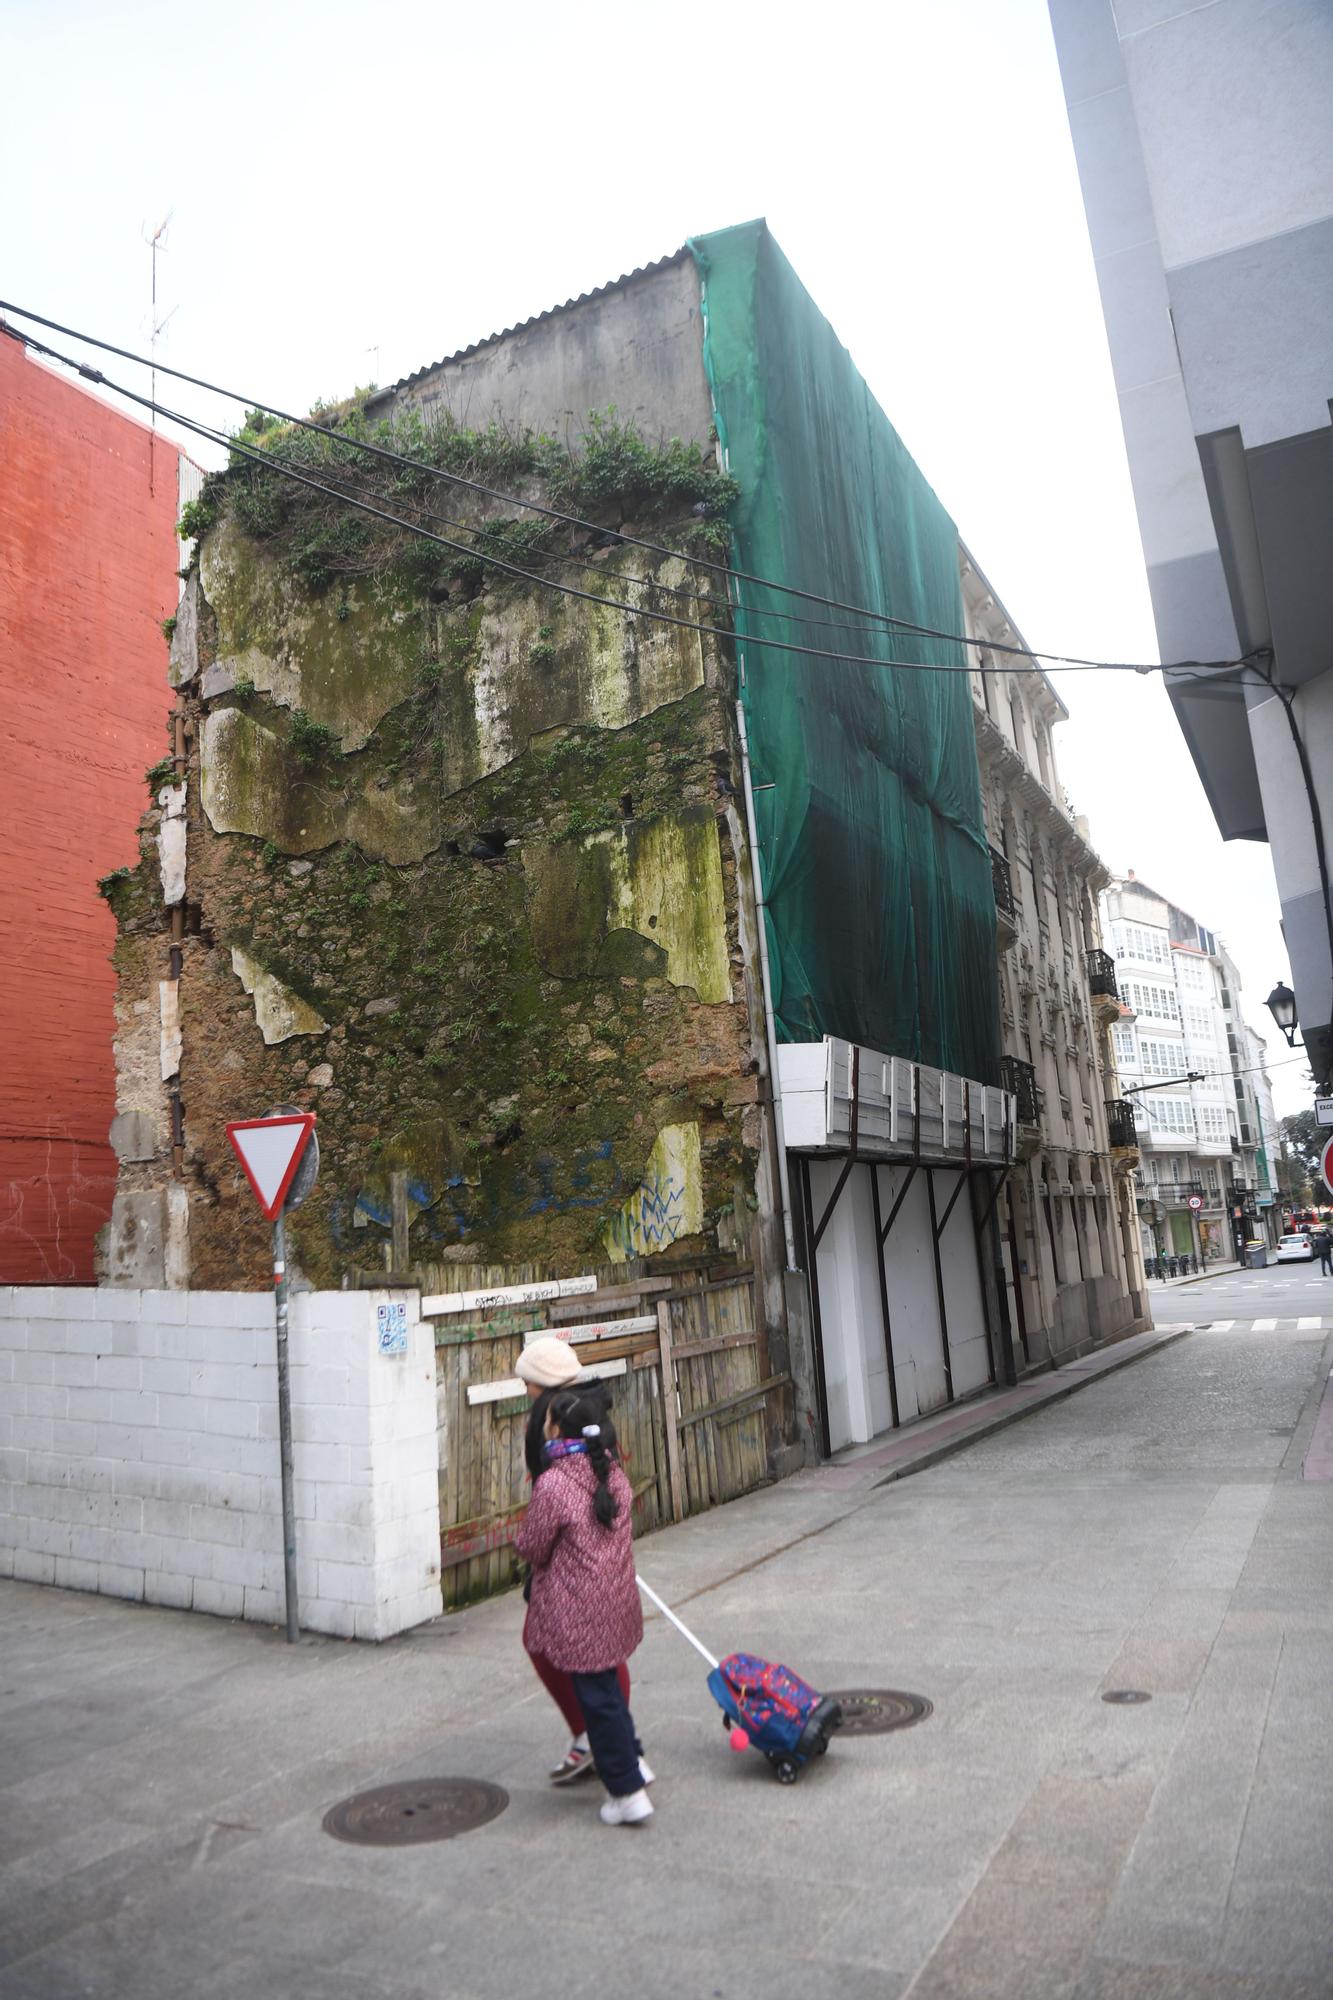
[426,1264,786,1608]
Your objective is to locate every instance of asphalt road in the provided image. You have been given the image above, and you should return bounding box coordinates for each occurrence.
[1152,1260,1333,1325]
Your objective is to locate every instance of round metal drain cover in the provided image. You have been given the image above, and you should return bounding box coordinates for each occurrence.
[1101,1689,1152,1705]
[322,1777,508,1845]
[826,1689,933,1735]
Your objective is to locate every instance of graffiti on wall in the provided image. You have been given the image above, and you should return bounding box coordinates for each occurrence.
[603,1122,703,1262]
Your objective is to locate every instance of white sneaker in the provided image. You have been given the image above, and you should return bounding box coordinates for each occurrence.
[599,1788,654,1826]
[639,1758,655,1786]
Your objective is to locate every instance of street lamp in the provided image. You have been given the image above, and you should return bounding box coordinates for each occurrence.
[1264,980,1299,1047]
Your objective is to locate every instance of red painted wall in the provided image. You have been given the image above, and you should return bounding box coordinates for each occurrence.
[0,335,186,1281]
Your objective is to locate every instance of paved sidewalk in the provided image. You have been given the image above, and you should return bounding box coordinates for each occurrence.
[793,1322,1194,1492]
[3,1317,1332,1999]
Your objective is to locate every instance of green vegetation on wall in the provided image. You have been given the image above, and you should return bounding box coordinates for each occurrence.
[121,407,758,1289]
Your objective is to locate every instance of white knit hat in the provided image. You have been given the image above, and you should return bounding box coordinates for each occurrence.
[515,1336,584,1389]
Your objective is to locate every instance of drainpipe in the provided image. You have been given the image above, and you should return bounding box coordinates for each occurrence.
[736,699,798,1273]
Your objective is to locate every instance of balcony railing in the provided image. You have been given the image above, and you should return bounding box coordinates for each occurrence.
[1086,948,1119,1001]
[1156,1181,1204,1203]
[1105,1098,1138,1149]
[990,845,1017,924]
[1227,1181,1255,1202]
[1001,1054,1041,1127]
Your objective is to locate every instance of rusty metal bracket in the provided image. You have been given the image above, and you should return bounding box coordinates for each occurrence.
[973,1164,1011,1239]
[878,1164,918,1247]
[932,1168,969,1243]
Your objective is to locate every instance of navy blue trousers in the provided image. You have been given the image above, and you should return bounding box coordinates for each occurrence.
[570,1668,642,1797]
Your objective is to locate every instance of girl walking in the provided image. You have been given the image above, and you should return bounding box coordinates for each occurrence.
[514,1384,653,1825]
[515,1342,636,1786]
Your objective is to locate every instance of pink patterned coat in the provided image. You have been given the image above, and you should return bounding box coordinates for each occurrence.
[514,1455,643,1673]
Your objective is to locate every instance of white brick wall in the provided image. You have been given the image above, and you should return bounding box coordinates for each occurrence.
[0,1288,441,1641]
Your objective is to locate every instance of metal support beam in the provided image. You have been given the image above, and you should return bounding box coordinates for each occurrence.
[797,1161,834,1461]
[967,1168,1014,1388]
[925,1169,955,1406]
[868,1165,901,1430]
[932,1168,969,1242]
[973,1164,1011,1240]
[1007,1183,1031,1367]
[811,1045,860,1252]
[878,1164,918,1246]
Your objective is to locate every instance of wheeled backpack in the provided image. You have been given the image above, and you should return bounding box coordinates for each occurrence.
[707,1651,843,1784]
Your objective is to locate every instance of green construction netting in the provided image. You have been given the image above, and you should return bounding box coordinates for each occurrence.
[688,220,1000,1085]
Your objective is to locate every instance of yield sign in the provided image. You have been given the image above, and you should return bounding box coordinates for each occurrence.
[227,1114,317,1220]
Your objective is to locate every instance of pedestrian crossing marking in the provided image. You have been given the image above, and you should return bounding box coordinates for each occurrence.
[1193,1317,1328,1335]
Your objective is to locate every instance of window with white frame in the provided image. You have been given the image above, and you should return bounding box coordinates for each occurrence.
[1113,921,1168,966]
[1177,958,1210,991]
[1139,1037,1183,1076]
[1126,981,1179,1021]
[1146,1096,1196,1138]
[1197,1105,1230,1145]
[1114,1026,1137,1065]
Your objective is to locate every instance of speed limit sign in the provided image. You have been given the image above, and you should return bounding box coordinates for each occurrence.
[1187,1193,1204,1212]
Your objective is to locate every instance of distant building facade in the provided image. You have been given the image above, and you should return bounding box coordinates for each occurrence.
[0,331,197,1282]
[964,556,1147,1361]
[1100,874,1279,1262]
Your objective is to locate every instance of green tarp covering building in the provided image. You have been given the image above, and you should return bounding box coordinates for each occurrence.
[689,221,1000,1086]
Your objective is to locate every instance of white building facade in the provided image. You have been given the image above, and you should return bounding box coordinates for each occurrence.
[1101,875,1279,1265]
[965,557,1147,1362]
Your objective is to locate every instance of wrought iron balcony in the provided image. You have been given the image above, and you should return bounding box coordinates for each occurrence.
[1105,1098,1138,1150]
[990,845,1017,923]
[1086,948,1119,1001]
[1227,1180,1255,1202]
[1157,1181,1205,1203]
[1001,1054,1041,1127]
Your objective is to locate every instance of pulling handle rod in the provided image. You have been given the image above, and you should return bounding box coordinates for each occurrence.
[636,1576,720,1670]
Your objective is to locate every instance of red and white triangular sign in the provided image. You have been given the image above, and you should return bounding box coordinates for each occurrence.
[227,1114,317,1220]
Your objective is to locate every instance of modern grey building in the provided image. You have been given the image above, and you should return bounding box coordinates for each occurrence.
[1047,0,1333,1092]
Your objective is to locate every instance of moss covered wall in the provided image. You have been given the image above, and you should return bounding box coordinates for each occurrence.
[108,429,764,1292]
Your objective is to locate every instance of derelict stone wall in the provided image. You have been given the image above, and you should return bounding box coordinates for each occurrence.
[105,462,766,1294]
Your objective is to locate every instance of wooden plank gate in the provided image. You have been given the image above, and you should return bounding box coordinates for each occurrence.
[424,1264,787,1609]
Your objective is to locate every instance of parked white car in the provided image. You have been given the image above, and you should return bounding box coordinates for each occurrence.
[1276,1233,1315,1263]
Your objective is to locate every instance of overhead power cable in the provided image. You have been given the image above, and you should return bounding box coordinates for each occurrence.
[0,298,1263,680]
[16,330,1016,678]
[1126,1049,1306,1089]
[18,320,1239,688]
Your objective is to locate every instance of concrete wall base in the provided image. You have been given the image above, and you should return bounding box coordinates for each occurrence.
[0,1286,441,1641]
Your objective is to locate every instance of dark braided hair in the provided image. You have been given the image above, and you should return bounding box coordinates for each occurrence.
[547,1388,621,1527]
[525,1378,613,1484]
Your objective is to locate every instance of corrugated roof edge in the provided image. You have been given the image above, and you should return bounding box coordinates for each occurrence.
[366,247,691,406]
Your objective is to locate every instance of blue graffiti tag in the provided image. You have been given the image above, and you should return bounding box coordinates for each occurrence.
[606,1173,684,1257]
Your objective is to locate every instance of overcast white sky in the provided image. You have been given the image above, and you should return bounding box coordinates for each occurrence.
[3,0,1308,1112]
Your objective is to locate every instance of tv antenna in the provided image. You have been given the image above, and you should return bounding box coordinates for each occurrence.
[144,212,177,494]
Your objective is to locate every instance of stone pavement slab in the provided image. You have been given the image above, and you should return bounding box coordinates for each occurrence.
[2,1318,1332,1997]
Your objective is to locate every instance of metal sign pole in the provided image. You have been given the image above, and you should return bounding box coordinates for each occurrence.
[272,1209,300,1643]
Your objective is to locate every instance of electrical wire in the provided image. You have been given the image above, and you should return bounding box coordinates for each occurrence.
[0,297,1264,680]
[16,320,1218,685]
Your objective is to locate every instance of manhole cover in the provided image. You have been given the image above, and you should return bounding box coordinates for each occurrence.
[322,1778,508,1845]
[1101,1689,1152,1705]
[826,1689,933,1735]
